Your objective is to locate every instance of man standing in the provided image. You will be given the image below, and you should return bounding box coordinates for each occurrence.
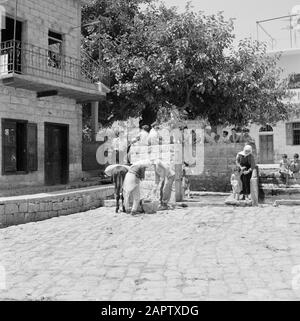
[219,130,230,144]
[111,129,128,164]
[148,122,160,145]
[151,160,175,210]
[139,125,150,146]
[240,128,256,154]
[240,128,255,145]
[204,126,216,144]
[229,128,241,143]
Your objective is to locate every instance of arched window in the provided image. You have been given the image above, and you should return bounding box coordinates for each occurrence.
[259,125,273,132]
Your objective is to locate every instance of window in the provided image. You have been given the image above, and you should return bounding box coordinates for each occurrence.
[48,31,63,69]
[289,74,300,89]
[2,119,37,174]
[293,123,300,145]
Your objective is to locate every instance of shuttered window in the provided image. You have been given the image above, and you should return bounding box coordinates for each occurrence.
[2,119,38,174]
[293,123,300,145]
[286,123,293,145]
[27,123,38,172]
[2,120,17,173]
[286,122,300,146]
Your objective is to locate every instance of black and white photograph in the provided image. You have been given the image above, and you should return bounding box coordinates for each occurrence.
[1,0,300,305]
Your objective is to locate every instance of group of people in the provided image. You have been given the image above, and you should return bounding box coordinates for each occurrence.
[230,147,300,200]
[279,153,300,185]
[111,123,163,165]
[122,159,175,215]
[205,127,255,147]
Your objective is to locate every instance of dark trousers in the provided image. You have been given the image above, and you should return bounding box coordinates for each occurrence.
[241,172,252,195]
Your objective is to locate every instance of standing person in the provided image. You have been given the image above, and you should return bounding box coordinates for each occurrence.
[123,160,151,215]
[236,145,256,200]
[150,159,175,210]
[139,125,150,146]
[240,128,256,155]
[231,167,242,200]
[219,130,230,144]
[111,130,121,164]
[148,122,160,145]
[204,126,216,144]
[229,128,241,143]
[240,128,255,145]
[111,129,127,164]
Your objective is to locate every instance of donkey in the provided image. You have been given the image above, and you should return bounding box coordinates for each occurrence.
[112,168,128,213]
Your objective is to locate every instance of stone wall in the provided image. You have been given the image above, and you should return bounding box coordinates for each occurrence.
[0,86,82,187]
[129,139,246,194]
[189,143,246,192]
[0,185,114,228]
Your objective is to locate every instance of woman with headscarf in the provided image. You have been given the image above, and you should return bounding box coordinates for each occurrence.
[236,145,256,200]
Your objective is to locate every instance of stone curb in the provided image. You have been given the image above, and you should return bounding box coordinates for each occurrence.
[273,200,300,207]
[0,185,114,229]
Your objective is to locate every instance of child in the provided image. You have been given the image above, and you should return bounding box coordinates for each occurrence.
[182,163,191,199]
[279,154,292,185]
[290,153,300,177]
[231,166,242,200]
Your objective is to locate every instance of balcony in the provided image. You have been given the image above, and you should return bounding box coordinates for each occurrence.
[0,40,110,102]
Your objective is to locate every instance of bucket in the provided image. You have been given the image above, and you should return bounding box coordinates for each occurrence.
[141,200,159,214]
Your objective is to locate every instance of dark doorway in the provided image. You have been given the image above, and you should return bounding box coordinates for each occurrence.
[1,17,22,42]
[1,16,23,73]
[45,123,69,186]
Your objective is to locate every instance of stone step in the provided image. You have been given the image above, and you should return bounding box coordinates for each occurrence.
[260,186,300,195]
[273,200,300,206]
[181,194,233,207]
[259,187,300,204]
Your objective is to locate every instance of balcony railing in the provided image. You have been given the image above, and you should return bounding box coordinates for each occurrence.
[0,40,110,88]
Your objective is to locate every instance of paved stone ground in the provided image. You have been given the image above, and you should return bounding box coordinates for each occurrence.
[1,205,300,301]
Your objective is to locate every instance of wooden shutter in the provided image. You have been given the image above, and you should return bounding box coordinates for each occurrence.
[2,119,17,173]
[27,123,38,172]
[286,123,293,145]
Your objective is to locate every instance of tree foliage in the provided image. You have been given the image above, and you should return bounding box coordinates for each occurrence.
[82,1,291,127]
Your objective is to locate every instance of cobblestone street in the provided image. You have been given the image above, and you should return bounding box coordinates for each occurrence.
[1,205,300,301]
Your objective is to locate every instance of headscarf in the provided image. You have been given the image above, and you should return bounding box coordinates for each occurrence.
[238,145,253,157]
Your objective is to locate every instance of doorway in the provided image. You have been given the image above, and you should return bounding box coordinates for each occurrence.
[45,123,69,185]
[1,16,23,73]
[259,134,274,164]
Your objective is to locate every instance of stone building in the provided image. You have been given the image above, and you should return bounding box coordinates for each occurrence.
[0,0,108,189]
[247,13,300,164]
[247,48,300,165]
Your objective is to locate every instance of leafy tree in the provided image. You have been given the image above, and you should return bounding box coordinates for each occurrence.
[82,1,291,127]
